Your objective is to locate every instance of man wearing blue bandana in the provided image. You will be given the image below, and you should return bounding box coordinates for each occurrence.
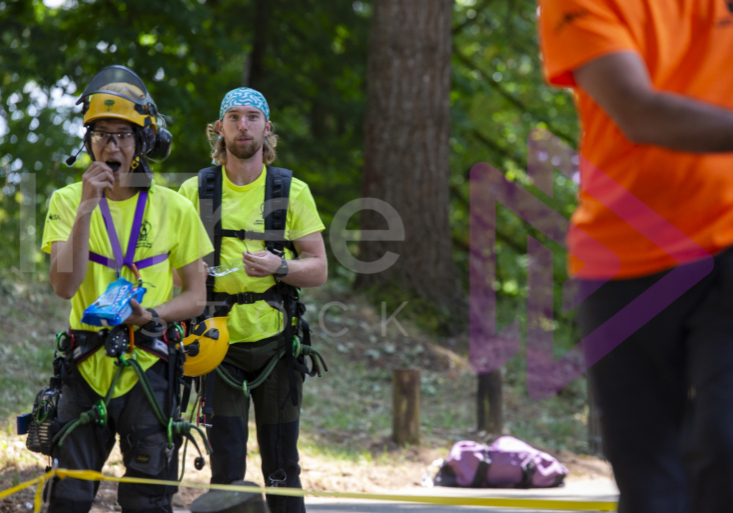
[179,87,327,513]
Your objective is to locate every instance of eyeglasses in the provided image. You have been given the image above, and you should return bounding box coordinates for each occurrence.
[208,264,245,277]
[208,240,252,277]
[89,130,136,147]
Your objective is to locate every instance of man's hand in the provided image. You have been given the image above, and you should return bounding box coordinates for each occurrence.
[242,250,281,277]
[79,162,115,215]
[123,298,154,327]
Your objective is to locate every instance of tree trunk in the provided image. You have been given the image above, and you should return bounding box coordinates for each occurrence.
[477,370,503,435]
[355,0,457,312]
[244,0,272,90]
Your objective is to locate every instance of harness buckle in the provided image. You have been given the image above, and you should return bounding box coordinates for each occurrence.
[236,292,256,304]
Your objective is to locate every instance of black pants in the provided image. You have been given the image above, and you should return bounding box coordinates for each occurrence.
[48,360,178,513]
[207,337,304,513]
[580,248,733,513]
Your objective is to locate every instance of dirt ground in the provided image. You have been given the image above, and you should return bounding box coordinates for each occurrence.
[0,434,611,512]
[0,284,611,512]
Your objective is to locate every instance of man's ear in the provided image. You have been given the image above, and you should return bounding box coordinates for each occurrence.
[215,119,223,135]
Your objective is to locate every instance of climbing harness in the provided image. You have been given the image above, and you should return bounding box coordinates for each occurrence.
[193,164,329,496]
[47,324,212,472]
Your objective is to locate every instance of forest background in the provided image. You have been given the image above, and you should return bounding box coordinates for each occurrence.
[0,0,593,459]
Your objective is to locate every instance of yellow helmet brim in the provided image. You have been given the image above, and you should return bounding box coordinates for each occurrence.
[84,91,156,129]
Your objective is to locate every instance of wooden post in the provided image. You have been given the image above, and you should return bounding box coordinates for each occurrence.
[477,370,503,435]
[393,368,420,446]
[189,480,269,513]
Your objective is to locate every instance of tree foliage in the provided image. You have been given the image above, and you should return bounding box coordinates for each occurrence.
[1,0,583,353]
[0,0,369,273]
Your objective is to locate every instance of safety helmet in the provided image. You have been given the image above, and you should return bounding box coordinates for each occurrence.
[77,65,172,162]
[83,82,156,129]
[181,317,230,377]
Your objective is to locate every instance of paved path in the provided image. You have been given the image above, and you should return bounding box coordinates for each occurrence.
[176,478,619,512]
[304,479,618,512]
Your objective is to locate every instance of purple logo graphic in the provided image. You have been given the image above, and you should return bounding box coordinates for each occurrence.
[470,129,714,401]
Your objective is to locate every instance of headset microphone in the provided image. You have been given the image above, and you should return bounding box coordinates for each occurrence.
[65,143,85,166]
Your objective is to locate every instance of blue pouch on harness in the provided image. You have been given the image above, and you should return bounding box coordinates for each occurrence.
[81,277,146,326]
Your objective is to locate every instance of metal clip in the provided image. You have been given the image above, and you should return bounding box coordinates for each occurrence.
[165,444,174,468]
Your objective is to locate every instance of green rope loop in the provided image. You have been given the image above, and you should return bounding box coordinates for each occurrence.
[128,359,167,426]
[118,350,137,367]
[93,400,107,426]
[35,401,50,424]
[167,418,174,448]
[292,336,301,358]
[215,347,287,395]
[55,332,66,352]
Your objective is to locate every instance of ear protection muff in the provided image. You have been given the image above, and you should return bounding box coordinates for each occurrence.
[136,124,158,156]
[150,127,172,160]
[132,124,172,161]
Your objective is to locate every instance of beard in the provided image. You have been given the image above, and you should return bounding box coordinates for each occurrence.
[226,133,264,160]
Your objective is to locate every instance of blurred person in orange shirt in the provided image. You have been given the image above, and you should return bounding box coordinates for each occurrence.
[540,1,733,511]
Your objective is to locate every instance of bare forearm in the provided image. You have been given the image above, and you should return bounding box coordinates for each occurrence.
[574,52,733,153]
[49,213,93,299]
[280,256,328,288]
[153,289,206,323]
[624,91,733,152]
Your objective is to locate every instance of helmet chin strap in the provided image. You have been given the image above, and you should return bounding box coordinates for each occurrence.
[130,155,154,188]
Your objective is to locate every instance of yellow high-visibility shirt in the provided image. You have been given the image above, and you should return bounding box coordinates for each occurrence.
[42,181,213,397]
[179,165,324,343]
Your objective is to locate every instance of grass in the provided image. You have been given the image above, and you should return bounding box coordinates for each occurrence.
[0,271,603,510]
[0,272,68,431]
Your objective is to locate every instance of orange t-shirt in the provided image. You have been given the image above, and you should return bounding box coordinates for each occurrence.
[539,0,733,279]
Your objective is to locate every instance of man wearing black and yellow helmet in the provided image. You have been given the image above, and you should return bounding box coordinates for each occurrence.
[40,66,213,513]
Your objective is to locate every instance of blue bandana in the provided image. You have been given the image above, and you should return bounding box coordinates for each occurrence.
[219,87,270,120]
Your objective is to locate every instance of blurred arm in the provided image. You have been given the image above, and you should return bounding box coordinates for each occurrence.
[49,213,92,299]
[574,51,733,152]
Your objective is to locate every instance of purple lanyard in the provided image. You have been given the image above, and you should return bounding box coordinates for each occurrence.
[97,190,148,272]
[89,190,170,273]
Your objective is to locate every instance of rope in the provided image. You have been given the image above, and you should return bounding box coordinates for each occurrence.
[215,347,287,397]
[214,341,328,396]
[53,360,125,446]
[178,388,200,481]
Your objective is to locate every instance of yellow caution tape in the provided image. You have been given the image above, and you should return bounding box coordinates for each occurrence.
[0,468,618,512]
[0,471,53,503]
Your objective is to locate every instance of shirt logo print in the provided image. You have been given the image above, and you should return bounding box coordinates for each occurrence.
[137,220,153,249]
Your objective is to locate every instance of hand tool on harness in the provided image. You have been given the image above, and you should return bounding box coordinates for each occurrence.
[24,361,64,458]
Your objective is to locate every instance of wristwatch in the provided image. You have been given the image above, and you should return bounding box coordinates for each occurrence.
[142,308,165,336]
[146,308,160,323]
[274,255,289,278]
